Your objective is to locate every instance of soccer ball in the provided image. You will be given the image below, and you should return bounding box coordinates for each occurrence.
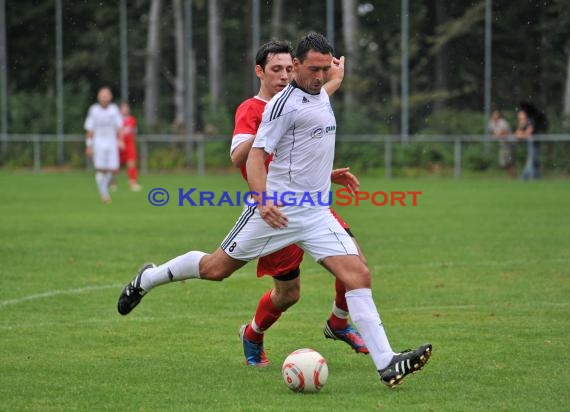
[281,348,328,393]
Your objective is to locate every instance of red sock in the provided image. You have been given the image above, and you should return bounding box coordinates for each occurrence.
[245,290,283,343]
[128,166,138,182]
[328,278,349,330]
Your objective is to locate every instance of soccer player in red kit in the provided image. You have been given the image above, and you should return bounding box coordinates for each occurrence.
[119,102,142,192]
[231,41,368,366]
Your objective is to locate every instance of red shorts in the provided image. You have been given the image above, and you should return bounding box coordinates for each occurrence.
[256,207,350,277]
[120,141,137,165]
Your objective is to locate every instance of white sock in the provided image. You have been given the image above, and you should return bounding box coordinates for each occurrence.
[332,302,349,319]
[250,318,263,334]
[95,172,109,198]
[345,288,395,370]
[140,251,207,291]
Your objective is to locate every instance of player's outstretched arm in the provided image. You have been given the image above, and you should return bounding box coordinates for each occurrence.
[331,167,360,195]
[323,56,345,96]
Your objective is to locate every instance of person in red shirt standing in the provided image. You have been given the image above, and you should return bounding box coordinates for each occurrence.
[119,102,142,192]
[231,41,368,366]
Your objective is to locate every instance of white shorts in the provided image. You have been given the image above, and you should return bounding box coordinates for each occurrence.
[93,145,119,171]
[220,205,358,262]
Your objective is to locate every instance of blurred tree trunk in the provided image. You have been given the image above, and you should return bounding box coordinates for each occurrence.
[389,73,399,134]
[433,1,448,113]
[208,0,222,112]
[341,0,358,111]
[173,0,185,130]
[243,0,253,97]
[563,45,570,129]
[144,0,162,129]
[271,0,284,39]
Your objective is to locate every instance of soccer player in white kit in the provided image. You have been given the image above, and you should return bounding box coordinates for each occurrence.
[118,33,432,388]
[84,86,123,203]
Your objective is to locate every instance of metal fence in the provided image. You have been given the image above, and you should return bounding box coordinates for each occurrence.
[1,133,569,179]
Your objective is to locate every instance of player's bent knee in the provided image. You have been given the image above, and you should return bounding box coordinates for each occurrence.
[198,260,233,281]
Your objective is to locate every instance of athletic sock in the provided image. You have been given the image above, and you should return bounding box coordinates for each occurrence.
[128,166,138,182]
[245,290,283,343]
[95,171,109,199]
[345,288,395,370]
[328,278,349,330]
[140,251,207,292]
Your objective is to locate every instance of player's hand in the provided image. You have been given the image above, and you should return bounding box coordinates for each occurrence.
[85,147,93,157]
[259,201,288,229]
[118,139,126,150]
[327,56,345,84]
[331,167,360,195]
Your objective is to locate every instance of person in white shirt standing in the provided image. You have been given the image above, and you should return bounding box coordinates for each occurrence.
[84,86,124,203]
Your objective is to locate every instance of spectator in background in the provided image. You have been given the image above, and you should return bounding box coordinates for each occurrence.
[119,102,142,191]
[488,109,515,178]
[84,86,123,204]
[515,108,540,180]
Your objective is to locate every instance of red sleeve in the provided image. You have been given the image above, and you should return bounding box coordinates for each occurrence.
[233,100,262,137]
[124,116,137,128]
[123,116,137,140]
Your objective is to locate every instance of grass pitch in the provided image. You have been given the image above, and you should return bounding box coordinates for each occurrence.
[0,171,568,411]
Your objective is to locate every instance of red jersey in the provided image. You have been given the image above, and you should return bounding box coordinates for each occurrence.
[120,115,138,163]
[232,97,272,181]
[123,115,137,145]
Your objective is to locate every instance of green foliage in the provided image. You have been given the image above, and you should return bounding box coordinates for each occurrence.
[463,143,494,171]
[8,81,92,134]
[5,1,570,135]
[418,109,485,135]
[393,142,455,170]
[334,141,384,173]
[147,144,187,170]
[203,105,233,136]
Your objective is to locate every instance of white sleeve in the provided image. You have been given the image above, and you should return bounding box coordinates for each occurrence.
[253,108,295,154]
[84,106,94,131]
[230,133,254,155]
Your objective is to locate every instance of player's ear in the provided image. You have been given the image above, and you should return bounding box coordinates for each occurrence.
[255,65,264,79]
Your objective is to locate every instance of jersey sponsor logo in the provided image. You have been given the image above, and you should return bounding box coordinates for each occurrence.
[311,127,324,138]
[325,125,336,133]
[302,96,310,104]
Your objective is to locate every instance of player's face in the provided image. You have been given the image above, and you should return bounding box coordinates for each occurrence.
[98,89,113,107]
[293,51,332,95]
[120,103,130,116]
[258,53,293,96]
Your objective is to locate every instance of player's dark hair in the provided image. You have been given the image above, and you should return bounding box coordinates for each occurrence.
[295,32,334,62]
[255,41,293,70]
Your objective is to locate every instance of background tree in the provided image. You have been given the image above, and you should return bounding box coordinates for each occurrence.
[144,0,162,130]
[172,0,185,130]
[3,0,570,137]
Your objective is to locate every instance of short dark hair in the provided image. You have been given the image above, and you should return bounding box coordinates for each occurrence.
[295,32,334,62]
[255,41,292,69]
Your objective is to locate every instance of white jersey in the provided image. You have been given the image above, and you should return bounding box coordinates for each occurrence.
[253,82,336,208]
[84,103,122,149]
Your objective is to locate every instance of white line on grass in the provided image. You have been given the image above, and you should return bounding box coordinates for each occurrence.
[2,255,568,308]
[1,301,568,332]
[0,283,123,308]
